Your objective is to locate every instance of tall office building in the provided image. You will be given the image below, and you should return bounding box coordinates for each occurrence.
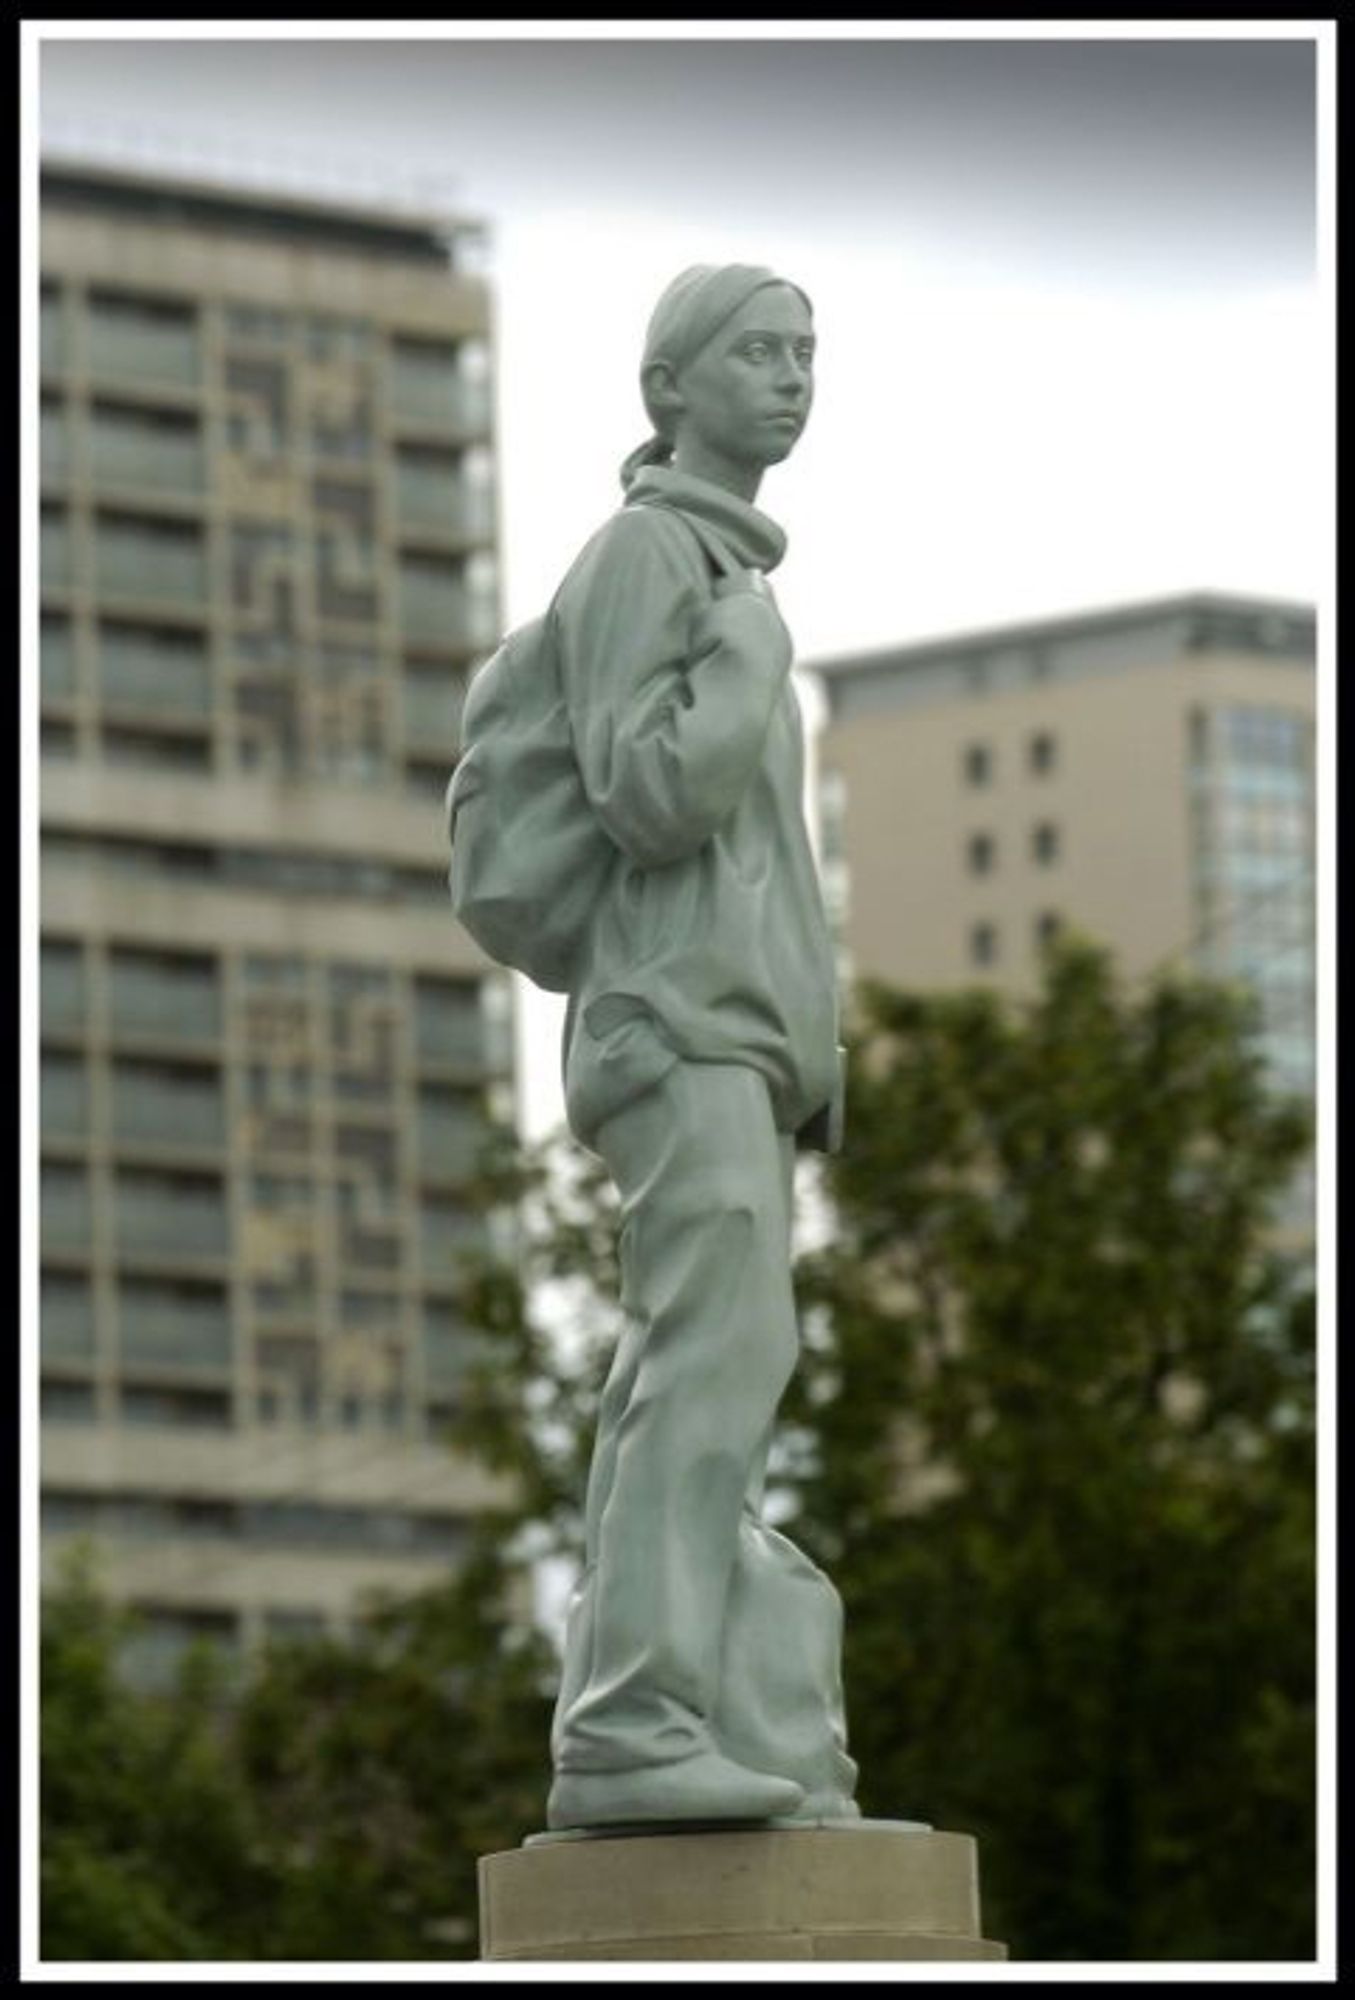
[37,156,517,1683]
[812,593,1316,1215]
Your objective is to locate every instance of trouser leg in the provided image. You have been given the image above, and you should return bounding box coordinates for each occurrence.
[552,1060,800,1776]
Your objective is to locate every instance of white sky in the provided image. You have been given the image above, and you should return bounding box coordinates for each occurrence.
[31,23,1334,1137]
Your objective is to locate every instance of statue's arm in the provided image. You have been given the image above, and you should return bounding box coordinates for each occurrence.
[558,511,792,869]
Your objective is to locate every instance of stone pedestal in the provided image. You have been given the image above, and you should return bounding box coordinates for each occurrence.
[478,1822,1007,1961]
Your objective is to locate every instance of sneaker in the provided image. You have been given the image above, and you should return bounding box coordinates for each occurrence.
[548,1749,806,1830]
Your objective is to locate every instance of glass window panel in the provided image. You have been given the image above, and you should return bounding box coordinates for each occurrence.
[119,1278,232,1371]
[108,948,220,1044]
[114,1170,229,1258]
[41,1380,97,1423]
[418,1088,488,1182]
[89,403,204,496]
[402,666,465,745]
[414,977,483,1068]
[41,939,85,1032]
[119,1386,233,1429]
[41,1272,95,1362]
[41,507,71,590]
[40,1054,86,1137]
[111,1060,224,1150]
[41,615,76,701]
[398,554,468,644]
[41,1162,89,1249]
[87,291,200,388]
[95,515,206,605]
[98,622,211,717]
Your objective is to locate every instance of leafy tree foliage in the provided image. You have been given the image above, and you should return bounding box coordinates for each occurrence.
[40,1547,269,1959]
[779,937,1316,1960]
[39,937,1316,1963]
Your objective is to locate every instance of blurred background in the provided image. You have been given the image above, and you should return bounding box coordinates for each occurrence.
[29,23,1328,1967]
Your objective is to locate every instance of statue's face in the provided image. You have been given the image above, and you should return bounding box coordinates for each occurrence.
[670,284,815,473]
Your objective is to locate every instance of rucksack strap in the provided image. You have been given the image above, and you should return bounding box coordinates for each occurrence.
[633,500,749,587]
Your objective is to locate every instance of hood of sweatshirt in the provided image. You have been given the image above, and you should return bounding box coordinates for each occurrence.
[623,464,787,575]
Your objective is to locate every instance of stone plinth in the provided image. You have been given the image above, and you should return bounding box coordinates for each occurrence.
[478,1822,1007,1961]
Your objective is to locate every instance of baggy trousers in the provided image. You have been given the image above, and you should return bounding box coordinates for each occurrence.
[550,1058,858,1810]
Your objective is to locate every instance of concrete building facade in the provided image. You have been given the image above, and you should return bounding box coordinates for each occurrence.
[37,158,516,1682]
[812,593,1316,1204]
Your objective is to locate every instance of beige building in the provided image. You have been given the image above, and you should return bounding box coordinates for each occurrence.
[37,156,518,1683]
[812,590,1316,1144]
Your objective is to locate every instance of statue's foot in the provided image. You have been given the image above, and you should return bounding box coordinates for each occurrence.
[768,1790,862,1825]
[548,1750,805,1830]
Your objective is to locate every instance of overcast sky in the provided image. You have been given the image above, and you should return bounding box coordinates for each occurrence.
[34,25,1331,1133]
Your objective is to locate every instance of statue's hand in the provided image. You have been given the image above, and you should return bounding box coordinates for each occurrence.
[694,576,793,676]
[713,566,773,604]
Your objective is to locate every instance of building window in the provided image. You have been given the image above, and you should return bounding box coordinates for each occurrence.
[1029,731,1057,775]
[970,922,998,967]
[964,743,992,786]
[118,1278,232,1372]
[967,832,995,875]
[1032,822,1060,865]
[1035,912,1063,951]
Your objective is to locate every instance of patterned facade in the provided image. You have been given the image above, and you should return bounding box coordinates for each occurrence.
[37,158,516,1682]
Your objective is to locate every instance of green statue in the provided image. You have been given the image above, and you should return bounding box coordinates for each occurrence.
[491,264,859,1831]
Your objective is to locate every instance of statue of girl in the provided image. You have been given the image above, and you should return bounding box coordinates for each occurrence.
[544,263,859,1831]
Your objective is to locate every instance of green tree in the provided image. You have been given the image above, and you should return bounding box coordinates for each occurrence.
[40,1545,269,1959]
[40,937,1317,1964]
[780,936,1316,1960]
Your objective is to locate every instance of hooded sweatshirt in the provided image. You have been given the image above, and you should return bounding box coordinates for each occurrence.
[552,462,842,1148]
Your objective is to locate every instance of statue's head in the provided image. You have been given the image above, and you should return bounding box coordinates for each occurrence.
[621,264,815,494]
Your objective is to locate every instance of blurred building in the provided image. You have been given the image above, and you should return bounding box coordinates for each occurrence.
[812,592,1316,1221]
[37,155,517,1684]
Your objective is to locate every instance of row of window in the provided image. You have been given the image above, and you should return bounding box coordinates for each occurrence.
[966,823,1060,874]
[964,733,1057,786]
[41,941,492,1067]
[41,944,503,1088]
[42,1488,468,1556]
[44,1269,487,1388]
[43,827,454,910]
[40,1157,488,1260]
[971,913,1063,967]
[40,1053,488,1172]
[39,286,492,433]
[41,622,470,755]
[41,1374,463,1439]
[41,395,494,525]
[40,502,497,638]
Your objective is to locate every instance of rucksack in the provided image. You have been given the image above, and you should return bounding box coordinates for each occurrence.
[445,506,736,992]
